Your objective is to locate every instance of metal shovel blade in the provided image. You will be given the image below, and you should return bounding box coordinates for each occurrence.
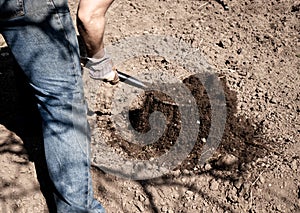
[116,70,148,89]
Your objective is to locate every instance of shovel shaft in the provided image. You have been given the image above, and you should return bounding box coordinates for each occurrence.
[116,70,147,89]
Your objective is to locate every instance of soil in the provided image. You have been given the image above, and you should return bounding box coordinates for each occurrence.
[0,0,299,212]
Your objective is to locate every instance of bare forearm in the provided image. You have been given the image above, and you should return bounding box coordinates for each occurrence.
[77,0,114,57]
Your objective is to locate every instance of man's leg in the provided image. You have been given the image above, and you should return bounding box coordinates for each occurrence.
[0,0,104,212]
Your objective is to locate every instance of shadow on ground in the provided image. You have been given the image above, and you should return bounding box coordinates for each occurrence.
[0,47,57,212]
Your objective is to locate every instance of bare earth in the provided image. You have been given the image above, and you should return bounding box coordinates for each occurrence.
[0,0,299,212]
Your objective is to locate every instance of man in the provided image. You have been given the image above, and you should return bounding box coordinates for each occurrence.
[0,0,106,212]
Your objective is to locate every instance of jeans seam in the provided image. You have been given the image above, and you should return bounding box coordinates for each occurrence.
[49,3,89,209]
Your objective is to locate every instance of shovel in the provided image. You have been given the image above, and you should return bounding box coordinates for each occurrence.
[116,70,148,89]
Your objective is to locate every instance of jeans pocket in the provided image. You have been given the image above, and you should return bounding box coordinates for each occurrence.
[0,0,25,21]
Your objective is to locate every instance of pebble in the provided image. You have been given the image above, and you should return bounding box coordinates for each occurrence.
[204,163,212,171]
[171,169,181,177]
[227,188,238,203]
[183,169,190,175]
[161,206,168,212]
[286,104,293,109]
[270,97,278,104]
[185,190,194,197]
[259,176,266,184]
[291,160,297,171]
[172,190,180,199]
[33,194,40,200]
[216,154,238,167]
[138,194,146,202]
[210,179,219,191]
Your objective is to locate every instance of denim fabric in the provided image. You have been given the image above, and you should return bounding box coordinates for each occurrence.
[0,0,105,212]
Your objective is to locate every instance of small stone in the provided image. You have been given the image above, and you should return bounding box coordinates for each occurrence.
[181,177,187,183]
[204,163,212,170]
[270,97,278,104]
[171,169,181,177]
[172,190,180,199]
[185,190,194,197]
[210,179,219,191]
[291,160,297,171]
[259,176,265,184]
[138,194,146,202]
[161,206,168,212]
[183,169,190,175]
[33,194,40,200]
[216,154,238,167]
[227,188,238,203]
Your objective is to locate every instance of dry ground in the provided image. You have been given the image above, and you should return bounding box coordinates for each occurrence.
[0,0,299,212]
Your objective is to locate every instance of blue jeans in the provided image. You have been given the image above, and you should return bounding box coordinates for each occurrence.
[0,0,105,212]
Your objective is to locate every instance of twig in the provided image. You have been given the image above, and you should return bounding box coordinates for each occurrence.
[199,2,209,9]
[251,171,264,186]
[164,10,169,16]
[249,189,253,211]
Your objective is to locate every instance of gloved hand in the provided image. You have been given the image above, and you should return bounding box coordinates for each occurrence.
[81,49,119,85]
